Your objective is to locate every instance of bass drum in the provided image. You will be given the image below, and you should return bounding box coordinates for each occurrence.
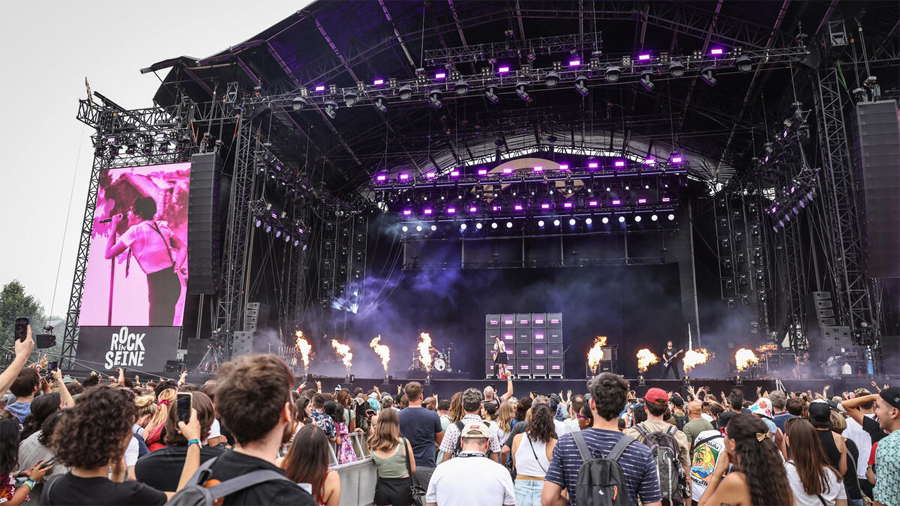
[433,357,447,372]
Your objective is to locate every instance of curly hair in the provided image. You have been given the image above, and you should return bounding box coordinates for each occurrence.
[515,396,533,422]
[0,418,21,479]
[21,392,61,441]
[527,403,558,443]
[52,385,136,469]
[727,413,793,506]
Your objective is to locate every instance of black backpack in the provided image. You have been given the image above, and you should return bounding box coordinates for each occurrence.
[634,424,687,506]
[571,432,635,506]
[671,413,688,431]
[164,457,311,506]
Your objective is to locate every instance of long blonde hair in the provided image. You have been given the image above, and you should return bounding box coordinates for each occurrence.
[134,395,156,423]
[497,401,515,433]
[449,392,464,422]
[145,388,176,436]
[367,406,401,452]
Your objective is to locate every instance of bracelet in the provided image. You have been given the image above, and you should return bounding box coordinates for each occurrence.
[188,439,202,448]
[22,478,36,490]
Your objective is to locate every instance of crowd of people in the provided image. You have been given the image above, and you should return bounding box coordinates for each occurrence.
[1,326,898,506]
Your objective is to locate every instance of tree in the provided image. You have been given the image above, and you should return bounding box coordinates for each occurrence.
[0,280,47,362]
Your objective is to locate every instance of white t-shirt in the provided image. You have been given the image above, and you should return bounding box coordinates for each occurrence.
[208,418,222,439]
[690,429,725,502]
[701,413,715,424]
[427,453,515,506]
[125,435,139,466]
[785,461,846,506]
[553,419,568,438]
[120,221,176,274]
[844,414,874,478]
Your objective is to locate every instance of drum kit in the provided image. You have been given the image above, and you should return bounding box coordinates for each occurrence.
[409,345,454,372]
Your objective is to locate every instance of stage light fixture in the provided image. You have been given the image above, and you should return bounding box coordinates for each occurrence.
[506,221,513,229]
[545,72,560,88]
[323,101,338,119]
[401,225,409,232]
[398,86,413,101]
[275,229,282,238]
[669,61,685,77]
[265,224,272,233]
[454,80,470,95]
[585,218,593,225]
[553,219,561,227]
[618,216,626,223]
[460,224,467,230]
[294,239,300,246]
[431,225,437,231]
[651,214,658,221]
[476,222,483,230]
[428,89,443,109]
[639,71,655,91]
[515,82,531,102]
[538,220,545,228]
[568,218,576,226]
[344,91,359,107]
[416,225,423,232]
[574,75,589,96]
[700,65,717,87]
[605,66,620,82]
[601,217,609,224]
[255,218,262,228]
[284,234,291,243]
[374,95,388,113]
[668,214,675,221]
[735,55,752,73]
[485,84,500,103]
[491,222,498,229]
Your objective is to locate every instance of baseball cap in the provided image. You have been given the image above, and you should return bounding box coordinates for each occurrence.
[644,388,669,405]
[461,422,491,439]
[808,399,832,421]
[880,387,900,410]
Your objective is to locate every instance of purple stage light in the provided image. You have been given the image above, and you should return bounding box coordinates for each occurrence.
[492,205,501,212]
[450,170,460,178]
[424,208,433,215]
[425,171,436,179]
[569,59,581,67]
[514,204,523,211]
[375,174,387,182]
[612,199,621,205]
[638,54,651,61]
[435,72,446,79]
[644,158,656,165]
[477,168,488,176]
[671,155,683,163]
[534,166,543,172]
[402,209,412,216]
[589,200,599,207]
[469,206,477,213]
[541,203,551,209]
[559,164,569,170]
[399,173,409,180]
[498,66,510,73]
[373,79,384,86]
[563,202,573,209]
[614,160,626,168]
[447,207,456,214]
[661,197,671,203]
[710,48,723,55]
[638,198,647,204]
[502,167,513,174]
[315,85,326,92]
[588,162,599,169]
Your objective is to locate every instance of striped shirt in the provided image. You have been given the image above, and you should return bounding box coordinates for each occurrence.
[545,427,662,506]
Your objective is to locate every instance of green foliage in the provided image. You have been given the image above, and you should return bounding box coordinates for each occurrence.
[0,280,47,358]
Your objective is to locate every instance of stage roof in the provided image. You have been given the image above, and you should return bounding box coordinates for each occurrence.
[146,0,899,198]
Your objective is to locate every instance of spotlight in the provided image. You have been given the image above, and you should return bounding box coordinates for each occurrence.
[431,225,437,231]
[460,223,467,230]
[454,80,469,95]
[700,65,717,86]
[292,96,308,111]
[574,75,589,96]
[284,234,291,243]
[429,89,443,109]
[639,71,655,91]
[294,239,300,247]
[416,225,423,232]
[569,218,576,226]
[668,61,685,77]
[323,101,338,119]
[618,216,626,223]
[651,214,658,221]
[585,218,593,225]
[401,225,409,232]
[275,229,282,238]
[668,214,675,221]
[506,222,513,229]
[476,222,483,230]
[545,71,560,88]
[374,95,388,113]
[553,219,561,227]
[491,222,498,229]
[344,91,359,107]
[538,220,545,228]
[601,217,609,224]
[398,85,413,101]
[265,224,272,233]
[605,66,620,82]
[485,84,500,104]
[515,82,531,102]
[735,55,752,73]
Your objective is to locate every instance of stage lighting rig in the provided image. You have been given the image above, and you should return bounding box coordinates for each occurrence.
[574,76,589,96]
[323,101,338,119]
[700,65,717,86]
[639,71,655,91]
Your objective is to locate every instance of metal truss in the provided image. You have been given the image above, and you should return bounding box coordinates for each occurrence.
[424,32,604,66]
[813,64,877,334]
[781,214,808,350]
[402,257,672,270]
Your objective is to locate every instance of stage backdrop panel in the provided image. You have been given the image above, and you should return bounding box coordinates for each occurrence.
[73,326,180,372]
[81,163,191,327]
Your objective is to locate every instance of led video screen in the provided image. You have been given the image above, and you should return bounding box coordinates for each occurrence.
[80,163,191,327]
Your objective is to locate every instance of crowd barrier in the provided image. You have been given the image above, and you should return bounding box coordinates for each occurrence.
[328,432,377,505]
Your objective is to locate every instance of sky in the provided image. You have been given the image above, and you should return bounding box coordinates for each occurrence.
[0,0,313,318]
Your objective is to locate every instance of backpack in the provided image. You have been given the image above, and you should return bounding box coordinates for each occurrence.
[634,424,687,506]
[671,413,688,431]
[571,432,635,506]
[452,420,492,457]
[164,456,311,506]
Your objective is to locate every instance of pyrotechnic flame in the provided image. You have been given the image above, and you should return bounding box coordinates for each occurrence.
[295,331,312,369]
[369,335,391,372]
[417,332,433,372]
[587,336,608,374]
[683,349,711,372]
[636,349,659,373]
[331,339,353,370]
[756,344,778,352]
[735,348,759,371]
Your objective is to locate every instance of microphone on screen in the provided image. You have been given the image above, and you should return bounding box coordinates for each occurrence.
[99,213,124,224]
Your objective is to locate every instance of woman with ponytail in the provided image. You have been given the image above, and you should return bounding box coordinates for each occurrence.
[702,413,794,506]
[785,418,847,506]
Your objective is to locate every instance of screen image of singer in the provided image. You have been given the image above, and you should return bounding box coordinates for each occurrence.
[80,162,191,327]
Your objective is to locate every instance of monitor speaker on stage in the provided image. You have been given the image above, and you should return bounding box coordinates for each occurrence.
[501,314,516,328]
[187,153,223,295]
[532,330,546,343]
[547,313,562,328]
[516,314,532,328]
[854,100,900,278]
[548,329,563,343]
[486,314,501,329]
[516,343,532,359]
[516,330,531,343]
[532,313,547,327]
[485,330,500,344]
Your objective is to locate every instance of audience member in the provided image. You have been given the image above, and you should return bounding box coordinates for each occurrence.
[398,382,442,487]
[369,408,415,506]
[20,393,61,442]
[842,388,877,498]
[308,394,339,445]
[281,424,340,506]
[426,423,515,506]
[563,395,585,434]
[670,395,688,430]
[785,418,846,506]
[873,386,900,506]
[7,368,41,423]
[683,400,714,444]
[830,409,865,506]
[510,402,557,506]
[324,401,355,464]
[0,326,35,398]
[2,415,54,506]
[808,400,848,477]
[689,413,727,504]
[770,390,795,433]
[439,389,502,462]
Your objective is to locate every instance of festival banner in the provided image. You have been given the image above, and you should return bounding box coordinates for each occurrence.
[73,326,179,373]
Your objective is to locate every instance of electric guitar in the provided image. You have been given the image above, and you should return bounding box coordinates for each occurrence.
[663,349,684,366]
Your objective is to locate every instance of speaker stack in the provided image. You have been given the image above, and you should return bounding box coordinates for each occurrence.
[486,313,563,378]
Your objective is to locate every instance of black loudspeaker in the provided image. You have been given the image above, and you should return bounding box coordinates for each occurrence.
[35,334,56,349]
[485,314,501,329]
[187,153,223,294]
[245,302,269,331]
[516,330,531,343]
[185,338,211,368]
[501,314,516,329]
[485,330,500,344]
[532,344,548,359]
[533,359,549,377]
[855,100,900,278]
[516,314,532,328]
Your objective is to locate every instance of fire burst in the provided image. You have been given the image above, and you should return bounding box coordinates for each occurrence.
[587,336,608,374]
[369,335,391,372]
[683,349,711,372]
[417,332,433,371]
[735,348,759,371]
[331,339,353,370]
[295,331,312,369]
[756,344,778,353]
[636,349,659,373]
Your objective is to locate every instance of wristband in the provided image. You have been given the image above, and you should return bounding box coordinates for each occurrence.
[188,439,202,448]
[22,478,36,490]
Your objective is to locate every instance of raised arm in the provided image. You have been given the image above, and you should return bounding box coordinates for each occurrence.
[51,368,76,408]
[841,394,880,426]
[500,377,513,402]
[0,326,35,394]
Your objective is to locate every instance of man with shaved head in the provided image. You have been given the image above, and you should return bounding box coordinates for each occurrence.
[681,400,714,444]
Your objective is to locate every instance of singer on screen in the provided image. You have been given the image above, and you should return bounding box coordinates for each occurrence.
[105,196,187,326]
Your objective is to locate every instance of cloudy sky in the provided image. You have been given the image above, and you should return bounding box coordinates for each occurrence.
[0,0,312,318]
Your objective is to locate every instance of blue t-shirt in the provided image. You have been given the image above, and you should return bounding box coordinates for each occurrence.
[545,427,662,506]
[772,412,797,433]
[399,406,443,467]
[6,401,31,423]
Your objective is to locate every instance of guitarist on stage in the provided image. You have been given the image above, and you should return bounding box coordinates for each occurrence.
[662,341,683,379]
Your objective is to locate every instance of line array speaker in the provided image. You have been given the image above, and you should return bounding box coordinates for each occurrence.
[187,153,223,294]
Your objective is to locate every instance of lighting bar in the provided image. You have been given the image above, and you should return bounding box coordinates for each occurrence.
[373,79,384,86]
[638,54,651,61]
